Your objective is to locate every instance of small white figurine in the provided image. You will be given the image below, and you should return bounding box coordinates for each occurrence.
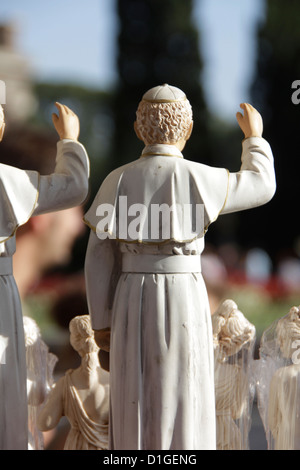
[37,315,109,450]
[84,84,276,450]
[23,316,58,450]
[0,103,89,449]
[257,306,300,450]
[212,299,256,450]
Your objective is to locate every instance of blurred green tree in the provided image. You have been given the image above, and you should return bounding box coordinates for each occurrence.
[239,0,300,263]
[109,0,212,170]
[29,82,114,272]
[32,82,114,197]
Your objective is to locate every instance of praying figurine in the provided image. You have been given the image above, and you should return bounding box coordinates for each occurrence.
[256,306,300,450]
[83,84,276,450]
[37,315,109,450]
[212,299,256,450]
[0,103,89,449]
[24,316,58,450]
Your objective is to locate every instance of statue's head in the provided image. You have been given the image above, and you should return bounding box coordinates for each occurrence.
[212,299,256,362]
[23,316,41,347]
[0,105,5,142]
[276,306,300,359]
[134,84,193,150]
[69,315,99,357]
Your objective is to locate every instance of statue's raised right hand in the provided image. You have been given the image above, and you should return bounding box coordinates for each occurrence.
[52,102,80,141]
[236,103,263,139]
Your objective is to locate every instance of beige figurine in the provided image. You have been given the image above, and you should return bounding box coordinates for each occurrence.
[0,103,89,450]
[37,315,109,450]
[212,299,256,450]
[263,306,300,450]
[23,316,58,450]
[84,84,275,450]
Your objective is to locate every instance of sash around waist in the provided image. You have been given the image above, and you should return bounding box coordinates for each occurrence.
[0,257,12,275]
[122,253,201,274]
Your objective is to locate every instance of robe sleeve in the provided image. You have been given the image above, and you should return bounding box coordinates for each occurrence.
[33,139,90,215]
[0,164,39,243]
[85,230,121,330]
[221,137,276,214]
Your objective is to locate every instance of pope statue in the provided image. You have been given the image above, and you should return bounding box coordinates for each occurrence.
[0,103,89,449]
[84,84,276,450]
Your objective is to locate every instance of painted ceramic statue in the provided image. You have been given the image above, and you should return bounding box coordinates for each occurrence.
[84,84,276,450]
[0,103,89,449]
[256,305,300,450]
[212,299,256,450]
[37,315,109,450]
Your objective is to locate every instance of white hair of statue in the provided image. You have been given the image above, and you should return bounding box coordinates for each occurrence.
[276,305,300,359]
[69,314,99,356]
[136,99,193,145]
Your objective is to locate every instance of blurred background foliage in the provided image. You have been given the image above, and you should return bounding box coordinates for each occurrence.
[239,0,300,264]
[1,0,300,341]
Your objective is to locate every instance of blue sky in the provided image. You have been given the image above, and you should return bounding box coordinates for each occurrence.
[195,0,265,119]
[0,0,117,88]
[0,0,265,121]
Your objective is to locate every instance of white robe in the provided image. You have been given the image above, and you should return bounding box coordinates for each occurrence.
[268,364,300,450]
[63,370,109,450]
[84,137,275,450]
[0,139,89,449]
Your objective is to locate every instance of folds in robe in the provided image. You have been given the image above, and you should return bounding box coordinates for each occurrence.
[0,164,39,243]
[84,151,229,244]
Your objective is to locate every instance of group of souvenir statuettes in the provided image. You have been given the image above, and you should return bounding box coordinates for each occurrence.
[0,84,298,450]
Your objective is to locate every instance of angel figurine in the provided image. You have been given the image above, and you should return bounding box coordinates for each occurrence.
[0,103,89,449]
[256,306,300,450]
[37,315,109,450]
[212,299,256,450]
[84,84,276,450]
